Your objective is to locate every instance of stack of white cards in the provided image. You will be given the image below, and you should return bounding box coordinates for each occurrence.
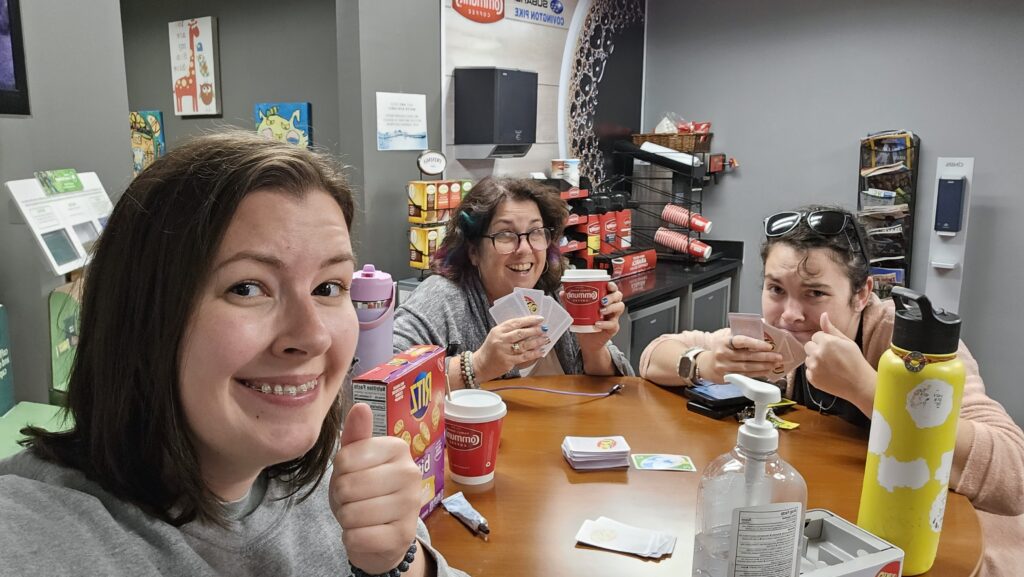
[561,435,631,470]
[728,312,807,377]
[575,516,676,558]
[489,287,574,376]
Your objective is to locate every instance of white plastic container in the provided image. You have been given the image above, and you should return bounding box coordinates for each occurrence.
[692,374,808,577]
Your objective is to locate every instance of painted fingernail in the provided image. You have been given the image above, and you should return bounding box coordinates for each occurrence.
[601,297,609,305]
[541,324,549,332]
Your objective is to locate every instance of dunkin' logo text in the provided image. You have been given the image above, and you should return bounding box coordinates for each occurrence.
[565,285,599,305]
[446,423,482,451]
[454,0,504,23]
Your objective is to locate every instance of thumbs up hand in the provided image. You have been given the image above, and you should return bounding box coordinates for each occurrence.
[804,312,876,413]
[330,403,422,575]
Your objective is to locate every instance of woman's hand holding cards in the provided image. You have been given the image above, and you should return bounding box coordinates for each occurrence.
[701,331,784,383]
[474,315,549,382]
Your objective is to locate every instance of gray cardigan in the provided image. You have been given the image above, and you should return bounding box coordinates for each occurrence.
[393,274,633,378]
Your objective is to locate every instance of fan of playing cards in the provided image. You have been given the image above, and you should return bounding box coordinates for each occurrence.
[489,287,574,376]
[728,313,807,377]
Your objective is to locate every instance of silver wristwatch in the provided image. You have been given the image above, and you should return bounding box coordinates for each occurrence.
[677,346,706,383]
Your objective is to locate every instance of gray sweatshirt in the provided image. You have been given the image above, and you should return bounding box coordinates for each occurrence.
[393,274,633,377]
[0,450,469,577]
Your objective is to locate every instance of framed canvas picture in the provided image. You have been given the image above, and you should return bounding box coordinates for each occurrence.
[168,16,220,116]
[0,0,30,115]
[129,110,166,176]
[254,102,312,148]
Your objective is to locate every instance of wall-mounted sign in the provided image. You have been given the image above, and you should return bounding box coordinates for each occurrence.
[417,150,447,176]
[508,0,571,29]
[376,92,428,151]
[453,0,504,23]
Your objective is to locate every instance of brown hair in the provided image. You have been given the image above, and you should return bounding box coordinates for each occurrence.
[432,176,568,294]
[24,130,355,526]
[760,204,871,301]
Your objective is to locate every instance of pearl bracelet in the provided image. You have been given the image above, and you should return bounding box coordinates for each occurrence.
[460,351,479,389]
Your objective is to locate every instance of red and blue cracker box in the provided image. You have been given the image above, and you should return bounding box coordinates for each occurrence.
[352,344,446,519]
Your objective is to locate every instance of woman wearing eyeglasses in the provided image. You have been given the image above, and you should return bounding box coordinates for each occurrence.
[640,204,1024,575]
[393,177,632,388]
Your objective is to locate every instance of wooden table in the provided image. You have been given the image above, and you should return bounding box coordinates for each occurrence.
[424,376,982,577]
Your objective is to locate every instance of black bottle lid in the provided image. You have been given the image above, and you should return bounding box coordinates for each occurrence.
[592,195,610,214]
[890,287,960,355]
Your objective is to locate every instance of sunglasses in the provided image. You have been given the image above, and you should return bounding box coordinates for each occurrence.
[763,210,870,265]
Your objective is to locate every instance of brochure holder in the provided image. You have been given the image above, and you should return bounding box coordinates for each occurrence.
[4,172,113,276]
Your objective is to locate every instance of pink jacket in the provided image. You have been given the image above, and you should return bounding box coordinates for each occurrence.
[639,296,1024,575]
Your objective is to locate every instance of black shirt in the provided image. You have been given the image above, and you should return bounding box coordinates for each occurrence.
[790,317,871,428]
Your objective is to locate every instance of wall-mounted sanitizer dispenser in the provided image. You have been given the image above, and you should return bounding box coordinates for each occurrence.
[935,176,966,233]
[924,159,974,314]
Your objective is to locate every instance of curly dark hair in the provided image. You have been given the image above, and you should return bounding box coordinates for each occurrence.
[432,177,568,295]
[760,204,871,302]
[22,130,354,527]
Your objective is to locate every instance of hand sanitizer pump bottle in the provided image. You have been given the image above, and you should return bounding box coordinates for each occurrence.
[692,374,807,577]
[857,287,964,576]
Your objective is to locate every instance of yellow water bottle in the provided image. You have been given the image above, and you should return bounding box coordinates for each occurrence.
[857,287,965,575]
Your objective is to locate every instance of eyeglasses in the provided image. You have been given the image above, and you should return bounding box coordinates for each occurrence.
[763,210,870,265]
[484,227,554,255]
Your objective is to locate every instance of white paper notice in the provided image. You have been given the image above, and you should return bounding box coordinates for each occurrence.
[376,92,428,151]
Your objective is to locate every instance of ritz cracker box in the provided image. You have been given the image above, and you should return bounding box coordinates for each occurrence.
[352,345,446,519]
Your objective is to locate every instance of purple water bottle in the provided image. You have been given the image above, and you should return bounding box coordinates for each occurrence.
[351,264,395,375]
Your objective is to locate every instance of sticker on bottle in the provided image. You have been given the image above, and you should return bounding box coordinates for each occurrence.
[728,503,802,577]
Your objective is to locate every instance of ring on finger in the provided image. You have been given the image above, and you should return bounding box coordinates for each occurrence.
[511,342,522,354]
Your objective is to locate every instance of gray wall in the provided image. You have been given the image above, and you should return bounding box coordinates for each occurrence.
[0,0,131,403]
[121,0,340,153]
[645,0,1024,424]
[336,0,442,276]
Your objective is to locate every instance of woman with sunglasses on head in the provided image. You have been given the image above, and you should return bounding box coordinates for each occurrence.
[640,204,1024,575]
[0,132,467,577]
[393,177,632,388]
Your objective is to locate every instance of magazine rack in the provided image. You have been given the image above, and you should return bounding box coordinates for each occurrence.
[856,131,920,298]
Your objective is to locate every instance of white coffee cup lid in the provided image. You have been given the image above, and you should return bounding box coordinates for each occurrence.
[445,389,507,423]
[561,268,610,281]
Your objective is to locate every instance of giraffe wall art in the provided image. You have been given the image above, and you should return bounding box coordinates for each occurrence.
[168,16,220,116]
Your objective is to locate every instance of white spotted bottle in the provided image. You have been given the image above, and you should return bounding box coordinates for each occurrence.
[692,374,807,577]
[857,287,965,575]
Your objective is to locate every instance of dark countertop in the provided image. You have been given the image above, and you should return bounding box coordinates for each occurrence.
[618,257,741,309]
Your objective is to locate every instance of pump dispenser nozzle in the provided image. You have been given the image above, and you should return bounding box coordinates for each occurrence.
[726,374,780,453]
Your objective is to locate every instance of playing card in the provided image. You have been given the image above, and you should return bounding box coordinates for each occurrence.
[728,313,764,339]
[630,453,696,472]
[513,287,547,319]
[489,292,530,325]
[760,322,794,378]
[575,517,676,558]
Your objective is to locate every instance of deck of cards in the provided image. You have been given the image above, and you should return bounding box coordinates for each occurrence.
[575,516,676,558]
[561,435,631,470]
[728,312,807,377]
[489,287,574,376]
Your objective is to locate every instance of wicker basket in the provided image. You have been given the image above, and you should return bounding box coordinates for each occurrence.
[631,132,713,153]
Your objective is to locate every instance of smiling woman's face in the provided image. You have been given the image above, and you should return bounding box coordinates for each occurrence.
[177,188,357,498]
[761,244,869,344]
[470,198,547,303]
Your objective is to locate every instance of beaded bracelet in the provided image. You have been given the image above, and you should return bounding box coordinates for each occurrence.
[349,541,417,577]
[460,350,479,389]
